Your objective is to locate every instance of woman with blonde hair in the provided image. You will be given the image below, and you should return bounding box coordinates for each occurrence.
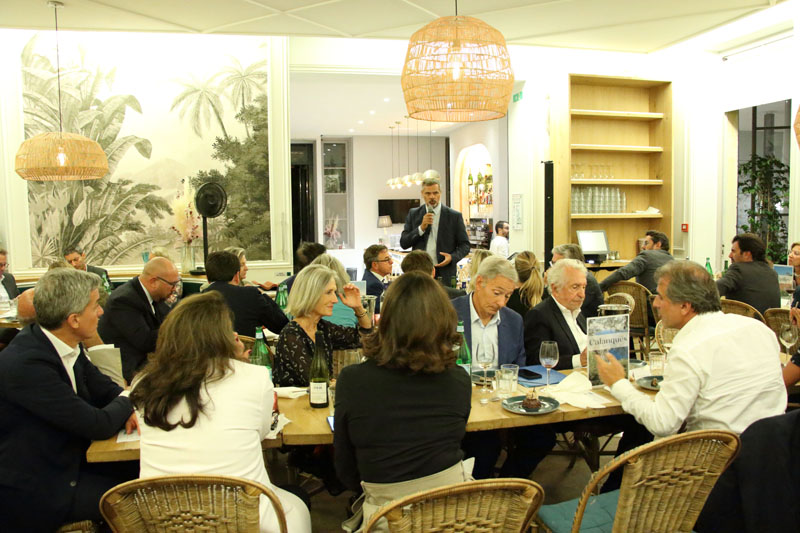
[225,246,277,291]
[467,249,493,292]
[132,291,311,533]
[311,254,358,327]
[506,251,544,317]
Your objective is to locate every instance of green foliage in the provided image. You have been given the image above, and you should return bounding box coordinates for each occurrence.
[738,154,790,263]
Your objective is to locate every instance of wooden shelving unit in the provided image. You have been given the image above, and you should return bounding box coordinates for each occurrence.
[556,74,673,260]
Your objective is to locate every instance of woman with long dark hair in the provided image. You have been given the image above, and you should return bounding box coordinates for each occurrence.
[131,291,311,533]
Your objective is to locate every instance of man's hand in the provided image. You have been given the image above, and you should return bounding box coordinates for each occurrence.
[580,347,587,367]
[594,353,626,387]
[256,281,278,291]
[420,212,434,231]
[125,412,140,434]
[436,252,452,267]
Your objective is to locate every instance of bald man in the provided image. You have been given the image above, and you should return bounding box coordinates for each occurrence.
[98,257,179,381]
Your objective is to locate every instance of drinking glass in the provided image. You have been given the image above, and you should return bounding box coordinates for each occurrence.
[649,352,665,376]
[475,343,495,394]
[498,364,519,399]
[539,341,559,392]
[780,324,798,355]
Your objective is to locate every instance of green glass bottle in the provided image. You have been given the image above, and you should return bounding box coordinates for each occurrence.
[704,257,713,276]
[249,328,272,382]
[276,284,289,315]
[309,332,329,409]
[723,260,729,274]
[456,320,471,375]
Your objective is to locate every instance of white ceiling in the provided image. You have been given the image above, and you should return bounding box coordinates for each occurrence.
[0,0,786,53]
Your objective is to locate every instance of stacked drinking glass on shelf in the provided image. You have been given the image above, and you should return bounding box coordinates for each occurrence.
[570,164,614,179]
[571,186,627,214]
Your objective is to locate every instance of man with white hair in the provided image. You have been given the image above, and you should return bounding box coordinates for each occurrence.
[400,172,470,285]
[524,258,588,368]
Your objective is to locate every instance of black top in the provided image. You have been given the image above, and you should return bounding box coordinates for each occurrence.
[716,261,781,316]
[334,359,471,490]
[599,249,674,294]
[1,272,19,299]
[203,281,288,337]
[524,296,586,368]
[507,288,535,318]
[274,319,365,386]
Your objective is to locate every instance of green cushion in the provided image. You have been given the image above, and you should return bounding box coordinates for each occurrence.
[538,490,619,533]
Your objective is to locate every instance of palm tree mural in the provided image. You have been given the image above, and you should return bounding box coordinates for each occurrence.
[218,58,267,137]
[21,34,170,267]
[170,76,228,139]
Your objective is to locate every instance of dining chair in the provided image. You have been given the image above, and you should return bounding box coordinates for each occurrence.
[764,308,800,353]
[605,291,636,311]
[239,334,275,364]
[605,281,654,358]
[100,474,288,533]
[57,520,97,533]
[654,320,679,354]
[363,478,544,533]
[720,298,765,322]
[535,429,741,533]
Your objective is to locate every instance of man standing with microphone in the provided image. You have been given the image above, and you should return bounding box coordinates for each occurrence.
[401,171,470,286]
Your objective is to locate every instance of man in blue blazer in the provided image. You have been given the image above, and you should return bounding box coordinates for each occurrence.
[454,256,555,479]
[362,244,393,313]
[400,173,470,285]
[0,268,137,531]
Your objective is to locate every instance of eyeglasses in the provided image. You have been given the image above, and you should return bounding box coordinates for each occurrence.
[375,258,392,263]
[157,276,181,288]
[0,263,7,268]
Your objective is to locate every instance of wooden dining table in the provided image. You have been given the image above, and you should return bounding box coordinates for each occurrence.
[87,372,650,463]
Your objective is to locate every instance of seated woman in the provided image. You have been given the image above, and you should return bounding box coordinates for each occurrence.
[131,292,311,533]
[334,272,472,532]
[311,254,358,327]
[225,246,278,291]
[506,251,544,317]
[274,264,371,387]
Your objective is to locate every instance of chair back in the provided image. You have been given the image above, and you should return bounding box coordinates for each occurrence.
[100,474,288,533]
[654,320,679,354]
[363,478,544,533]
[605,292,636,311]
[764,308,800,353]
[239,334,275,363]
[572,430,740,533]
[720,298,765,322]
[606,281,650,330]
[57,521,97,533]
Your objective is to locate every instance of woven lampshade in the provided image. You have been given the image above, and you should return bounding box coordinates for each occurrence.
[15,131,108,181]
[402,15,514,122]
[794,106,799,149]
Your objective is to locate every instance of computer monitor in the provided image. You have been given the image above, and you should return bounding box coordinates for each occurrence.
[576,230,610,263]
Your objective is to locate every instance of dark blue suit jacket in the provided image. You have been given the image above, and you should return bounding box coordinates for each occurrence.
[0,324,131,529]
[1,272,19,299]
[362,270,385,313]
[204,281,288,337]
[452,295,525,366]
[400,204,470,281]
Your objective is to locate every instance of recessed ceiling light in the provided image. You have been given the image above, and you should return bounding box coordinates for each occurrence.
[357,120,364,124]
[369,110,376,115]
[349,128,355,132]
[383,98,390,102]
[432,130,437,133]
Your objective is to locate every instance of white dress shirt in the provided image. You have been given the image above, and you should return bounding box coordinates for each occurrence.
[489,235,509,258]
[469,294,500,369]
[418,203,442,264]
[552,297,586,368]
[0,274,8,301]
[41,327,81,393]
[610,311,786,437]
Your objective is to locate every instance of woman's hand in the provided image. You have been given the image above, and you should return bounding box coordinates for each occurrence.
[233,332,249,361]
[340,283,362,309]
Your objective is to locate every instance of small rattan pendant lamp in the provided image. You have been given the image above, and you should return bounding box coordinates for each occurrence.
[401,0,514,122]
[15,1,108,181]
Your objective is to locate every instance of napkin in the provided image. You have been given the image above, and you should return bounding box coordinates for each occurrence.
[544,372,608,409]
[265,413,291,440]
[275,386,307,399]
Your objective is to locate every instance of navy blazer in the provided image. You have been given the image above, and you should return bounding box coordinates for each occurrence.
[204,281,288,337]
[400,204,470,281]
[451,295,525,366]
[0,324,131,529]
[98,277,170,381]
[1,272,19,299]
[523,296,586,369]
[362,270,385,313]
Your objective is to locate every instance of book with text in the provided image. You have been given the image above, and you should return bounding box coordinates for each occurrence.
[587,314,630,386]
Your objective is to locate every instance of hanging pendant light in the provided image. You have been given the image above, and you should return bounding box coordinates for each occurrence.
[15,1,108,181]
[412,118,423,185]
[387,126,396,189]
[401,0,514,122]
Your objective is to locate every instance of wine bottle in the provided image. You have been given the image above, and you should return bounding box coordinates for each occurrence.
[309,332,329,408]
[456,321,471,374]
[249,328,272,381]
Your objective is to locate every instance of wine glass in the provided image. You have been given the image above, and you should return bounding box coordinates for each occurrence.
[780,324,798,356]
[475,343,495,395]
[539,341,559,392]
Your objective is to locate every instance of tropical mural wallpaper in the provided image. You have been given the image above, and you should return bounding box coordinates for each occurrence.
[18,31,271,267]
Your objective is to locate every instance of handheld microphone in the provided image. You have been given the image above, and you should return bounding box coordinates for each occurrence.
[426,205,434,214]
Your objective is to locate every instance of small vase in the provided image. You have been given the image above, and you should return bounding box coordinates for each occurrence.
[181,243,194,274]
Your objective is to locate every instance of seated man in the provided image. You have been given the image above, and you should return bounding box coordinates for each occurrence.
[362,244,393,313]
[0,268,137,531]
[203,251,288,337]
[98,257,179,382]
[596,260,786,437]
[524,258,588,369]
[599,230,673,294]
[0,248,20,346]
[548,243,604,318]
[716,233,780,316]
[64,246,113,295]
[454,256,554,479]
[400,250,466,299]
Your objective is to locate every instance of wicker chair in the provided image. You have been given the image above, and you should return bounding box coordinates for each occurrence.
[720,298,765,322]
[605,291,636,311]
[57,521,97,533]
[100,474,288,533]
[654,320,679,354]
[239,334,275,362]
[536,429,741,533]
[606,281,654,358]
[363,478,545,533]
[764,308,800,355]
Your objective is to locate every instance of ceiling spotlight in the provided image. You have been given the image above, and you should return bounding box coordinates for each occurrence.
[369,110,376,115]
[358,120,364,124]
[383,98,390,102]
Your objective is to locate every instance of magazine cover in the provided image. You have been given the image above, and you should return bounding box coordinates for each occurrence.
[774,265,794,296]
[587,314,630,386]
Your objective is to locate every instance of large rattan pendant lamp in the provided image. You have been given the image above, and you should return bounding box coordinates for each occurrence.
[401,0,514,122]
[15,1,108,181]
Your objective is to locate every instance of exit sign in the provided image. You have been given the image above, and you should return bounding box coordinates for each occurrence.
[512,91,523,102]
